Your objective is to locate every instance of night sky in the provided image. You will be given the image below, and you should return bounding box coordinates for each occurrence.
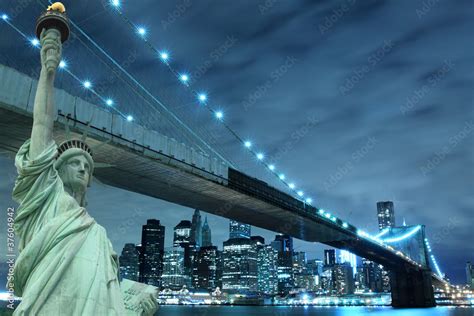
[0,0,473,285]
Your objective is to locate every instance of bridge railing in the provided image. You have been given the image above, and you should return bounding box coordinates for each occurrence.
[0,64,229,178]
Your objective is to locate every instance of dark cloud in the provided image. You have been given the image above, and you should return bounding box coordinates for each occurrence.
[0,0,472,285]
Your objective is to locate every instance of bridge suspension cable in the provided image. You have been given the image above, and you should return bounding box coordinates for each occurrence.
[102,0,315,204]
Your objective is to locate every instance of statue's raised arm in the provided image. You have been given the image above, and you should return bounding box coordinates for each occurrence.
[29,27,62,160]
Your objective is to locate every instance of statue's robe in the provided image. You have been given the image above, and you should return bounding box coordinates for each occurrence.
[11,139,126,315]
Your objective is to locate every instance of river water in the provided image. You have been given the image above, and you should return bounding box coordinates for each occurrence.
[158,306,474,316]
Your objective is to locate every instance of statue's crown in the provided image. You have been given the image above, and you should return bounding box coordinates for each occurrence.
[57,139,93,158]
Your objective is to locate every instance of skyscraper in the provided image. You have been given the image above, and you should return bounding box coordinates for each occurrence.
[173,220,192,247]
[229,220,251,239]
[193,245,218,291]
[201,216,212,247]
[360,258,383,292]
[222,238,258,293]
[173,220,195,285]
[466,261,474,290]
[339,250,357,276]
[376,201,395,231]
[191,209,202,247]
[161,247,187,290]
[293,252,314,291]
[257,244,278,295]
[324,249,336,266]
[332,262,355,295]
[139,219,165,287]
[119,243,139,281]
[271,234,294,294]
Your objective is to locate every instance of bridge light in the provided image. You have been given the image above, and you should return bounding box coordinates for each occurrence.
[244,141,252,148]
[1,14,8,20]
[30,38,40,47]
[215,111,223,120]
[289,183,295,189]
[325,213,331,219]
[83,80,92,89]
[106,99,114,106]
[342,222,348,228]
[59,60,67,69]
[318,209,325,215]
[160,51,170,61]
[305,198,312,204]
[331,216,337,222]
[127,115,134,122]
[279,174,285,180]
[198,93,207,102]
[137,26,147,37]
[111,0,120,7]
[257,153,264,160]
[297,191,304,197]
[179,74,189,83]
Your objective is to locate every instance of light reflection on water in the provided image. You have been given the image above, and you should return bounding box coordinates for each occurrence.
[157,306,474,316]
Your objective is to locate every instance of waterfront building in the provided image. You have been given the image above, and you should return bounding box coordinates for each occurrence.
[193,245,218,291]
[173,220,195,284]
[139,219,165,287]
[257,244,278,295]
[222,238,258,293]
[332,262,355,295]
[271,234,294,294]
[119,243,139,281]
[161,247,188,290]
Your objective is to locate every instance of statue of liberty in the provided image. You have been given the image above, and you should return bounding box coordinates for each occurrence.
[11,3,157,315]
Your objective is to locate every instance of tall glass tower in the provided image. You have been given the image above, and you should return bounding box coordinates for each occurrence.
[376,201,395,231]
[139,219,165,287]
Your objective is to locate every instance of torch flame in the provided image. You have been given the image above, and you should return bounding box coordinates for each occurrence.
[47,2,66,13]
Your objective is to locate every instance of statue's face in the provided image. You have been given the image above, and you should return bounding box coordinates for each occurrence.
[58,154,91,192]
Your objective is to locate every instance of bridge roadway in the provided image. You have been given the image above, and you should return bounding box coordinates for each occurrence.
[0,64,442,307]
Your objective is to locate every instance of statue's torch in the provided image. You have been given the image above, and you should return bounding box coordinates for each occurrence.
[35,2,70,73]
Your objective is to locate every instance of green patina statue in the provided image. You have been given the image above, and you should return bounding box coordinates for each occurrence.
[11,7,157,315]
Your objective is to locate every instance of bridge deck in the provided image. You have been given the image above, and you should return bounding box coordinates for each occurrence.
[0,64,434,274]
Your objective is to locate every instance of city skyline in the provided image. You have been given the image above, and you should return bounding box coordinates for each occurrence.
[117,208,471,299]
[0,0,472,290]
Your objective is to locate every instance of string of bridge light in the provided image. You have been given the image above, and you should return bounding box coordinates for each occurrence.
[1,13,131,121]
[425,238,443,278]
[106,0,314,204]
